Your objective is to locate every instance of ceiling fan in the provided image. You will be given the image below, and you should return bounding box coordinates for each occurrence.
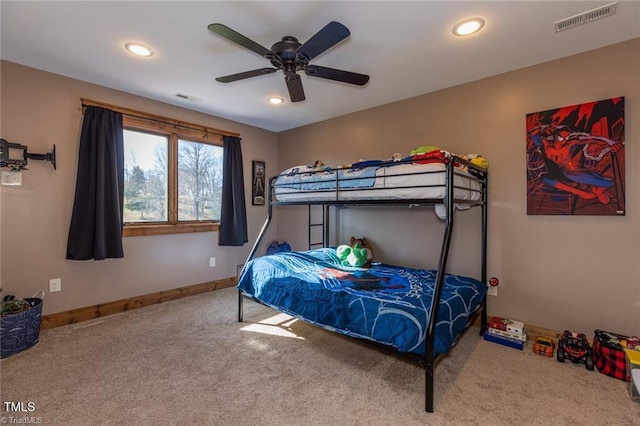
[208,21,370,103]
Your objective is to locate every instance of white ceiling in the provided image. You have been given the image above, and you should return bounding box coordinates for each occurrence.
[1,1,639,132]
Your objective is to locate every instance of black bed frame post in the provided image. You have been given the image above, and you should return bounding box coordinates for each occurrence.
[238,176,276,322]
[307,205,312,250]
[423,158,457,413]
[324,205,330,247]
[480,172,488,333]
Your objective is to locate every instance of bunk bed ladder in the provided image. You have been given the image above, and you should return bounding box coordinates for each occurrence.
[308,205,330,249]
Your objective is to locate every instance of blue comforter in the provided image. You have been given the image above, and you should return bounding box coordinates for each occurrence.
[237,248,486,355]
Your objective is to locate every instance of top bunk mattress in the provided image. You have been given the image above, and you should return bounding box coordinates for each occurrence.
[272,156,484,203]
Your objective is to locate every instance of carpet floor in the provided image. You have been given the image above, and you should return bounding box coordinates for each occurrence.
[1,287,639,425]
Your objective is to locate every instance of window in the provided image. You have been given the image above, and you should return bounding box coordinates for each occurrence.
[177,139,223,221]
[124,130,169,223]
[122,115,225,237]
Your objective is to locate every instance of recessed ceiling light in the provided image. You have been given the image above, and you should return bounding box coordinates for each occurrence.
[125,42,154,57]
[267,96,285,105]
[452,18,485,36]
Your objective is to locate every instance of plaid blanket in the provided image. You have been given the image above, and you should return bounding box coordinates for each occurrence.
[593,329,629,381]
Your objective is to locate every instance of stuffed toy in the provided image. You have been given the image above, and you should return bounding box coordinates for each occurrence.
[311,160,331,171]
[350,236,374,264]
[336,244,352,261]
[410,145,439,156]
[467,154,489,169]
[336,243,369,267]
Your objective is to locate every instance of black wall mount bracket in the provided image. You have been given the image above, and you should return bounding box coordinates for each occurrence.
[0,138,56,171]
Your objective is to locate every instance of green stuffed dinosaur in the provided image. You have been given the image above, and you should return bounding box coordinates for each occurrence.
[336,243,369,267]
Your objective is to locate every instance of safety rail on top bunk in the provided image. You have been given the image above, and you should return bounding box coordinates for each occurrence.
[242,155,486,262]
[268,155,486,207]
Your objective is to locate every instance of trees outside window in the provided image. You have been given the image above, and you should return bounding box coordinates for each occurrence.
[122,122,224,237]
[123,130,168,223]
[178,139,223,221]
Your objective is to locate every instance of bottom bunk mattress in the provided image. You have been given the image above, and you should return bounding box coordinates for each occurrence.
[237,248,486,355]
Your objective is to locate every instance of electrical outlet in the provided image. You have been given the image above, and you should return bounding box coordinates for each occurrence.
[487,284,497,297]
[209,257,216,267]
[49,278,61,292]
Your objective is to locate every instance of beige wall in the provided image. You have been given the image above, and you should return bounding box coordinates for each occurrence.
[0,61,278,316]
[278,38,640,336]
[2,38,639,336]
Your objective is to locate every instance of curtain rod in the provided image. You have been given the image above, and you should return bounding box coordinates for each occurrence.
[80,98,240,138]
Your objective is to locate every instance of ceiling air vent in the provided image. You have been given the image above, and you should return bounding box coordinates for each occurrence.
[554,2,618,32]
[175,93,203,103]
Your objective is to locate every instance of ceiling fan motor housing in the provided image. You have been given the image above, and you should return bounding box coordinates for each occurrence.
[271,36,301,56]
[271,36,307,70]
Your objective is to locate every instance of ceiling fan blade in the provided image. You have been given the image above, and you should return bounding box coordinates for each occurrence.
[285,74,305,102]
[216,68,277,83]
[296,21,350,62]
[305,65,369,86]
[208,23,272,57]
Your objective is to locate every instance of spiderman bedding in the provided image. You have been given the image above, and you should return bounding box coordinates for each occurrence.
[237,248,486,355]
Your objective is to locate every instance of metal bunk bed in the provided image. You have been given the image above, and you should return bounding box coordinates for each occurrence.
[237,154,488,413]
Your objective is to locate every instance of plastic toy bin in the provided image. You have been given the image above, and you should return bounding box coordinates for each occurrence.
[1,296,43,358]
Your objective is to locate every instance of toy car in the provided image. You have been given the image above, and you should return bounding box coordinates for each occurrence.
[557,330,594,371]
[533,336,555,357]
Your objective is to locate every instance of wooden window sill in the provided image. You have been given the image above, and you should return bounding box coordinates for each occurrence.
[123,222,220,237]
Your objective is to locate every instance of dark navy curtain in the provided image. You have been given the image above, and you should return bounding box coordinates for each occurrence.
[219,135,248,246]
[66,106,125,260]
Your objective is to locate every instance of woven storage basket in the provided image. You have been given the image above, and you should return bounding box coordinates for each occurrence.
[1,293,44,358]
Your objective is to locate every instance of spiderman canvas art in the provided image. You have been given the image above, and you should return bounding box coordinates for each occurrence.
[526,97,625,215]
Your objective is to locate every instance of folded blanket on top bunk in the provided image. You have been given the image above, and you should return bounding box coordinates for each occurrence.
[272,150,484,206]
[237,248,487,355]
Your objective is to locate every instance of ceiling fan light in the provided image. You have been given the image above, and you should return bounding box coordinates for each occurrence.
[267,96,285,105]
[125,43,154,57]
[452,18,485,36]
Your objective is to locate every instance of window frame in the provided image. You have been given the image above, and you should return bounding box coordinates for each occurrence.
[122,115,223,237]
